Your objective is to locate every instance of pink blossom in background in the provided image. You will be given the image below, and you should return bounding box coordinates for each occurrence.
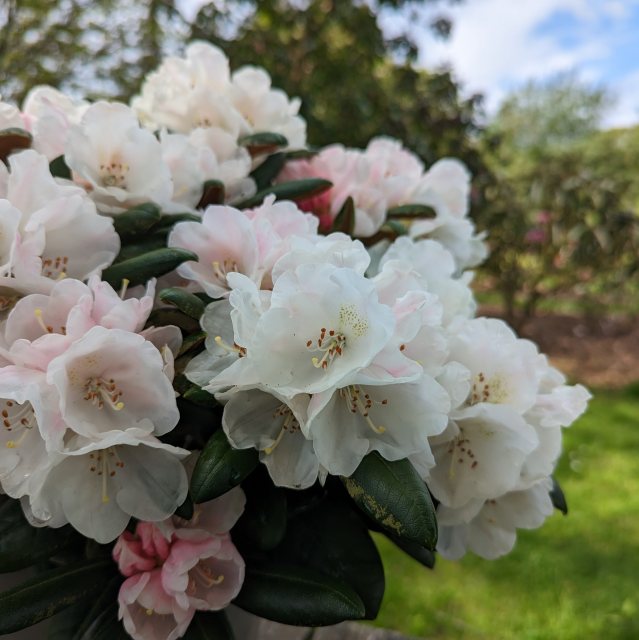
[113,487,245,640]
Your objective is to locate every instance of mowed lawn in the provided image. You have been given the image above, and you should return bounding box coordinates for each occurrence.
[373,386,639,640]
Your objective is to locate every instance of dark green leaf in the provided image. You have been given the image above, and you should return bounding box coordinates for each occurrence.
[0,560,115,633]
[49,155,72,179]
[250,152,286,190]
[273,497,384,619]
[183,611,235,639]
[159,287,206,320]
[175,493,195,520]
[156,212,202,227]
[386,534,436,569]
[197,179,225,208]
[550,477,568,515]
[332,196,355,235]
[0,500,78,573]
[147,308,200,333]
[48,603,86,639]
[387,203,437,218]
[183,385,218,408]
[76,602,129,640]
[234,471,287,552]
[234,563,365,626]
[190,429,259,503]
[114,234,169,263]
[69,576,122,639]
[285,148,318,160]
[382,219,409,236]
[235,178,332,209]
[240,132,288,157]
[102,248,197,288]
[178,331,206,357]
[111,203,162,240]
[0,127,32,163]
[343,453,437,549]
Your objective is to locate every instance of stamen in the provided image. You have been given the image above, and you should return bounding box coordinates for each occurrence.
[307,328,346,370]
[119,279,130,299]
[264,427,286,455]
[34,308,51,334]
[214,336,247,357]
[340,386,387,434]
[210,258,239,286]
[83,377,125,411]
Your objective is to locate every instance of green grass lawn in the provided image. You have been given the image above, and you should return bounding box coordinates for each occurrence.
[374,386,639,640]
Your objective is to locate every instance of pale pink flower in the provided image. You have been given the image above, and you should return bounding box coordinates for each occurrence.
[114,488,245,640]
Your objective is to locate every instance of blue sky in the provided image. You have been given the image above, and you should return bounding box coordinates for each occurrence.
[408,0,639,128]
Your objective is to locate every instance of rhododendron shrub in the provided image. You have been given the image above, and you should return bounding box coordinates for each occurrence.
[0,42,589,639]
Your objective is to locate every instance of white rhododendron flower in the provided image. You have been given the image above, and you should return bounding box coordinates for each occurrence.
[132,41,306,149]
[22,86,88,161]
[0,43,593,637]
[65,101,173,212]
[0,150,119,295]
[436,479,555,560]
[28,431,189,543]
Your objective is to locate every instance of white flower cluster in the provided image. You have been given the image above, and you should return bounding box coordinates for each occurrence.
[0,41,590,565]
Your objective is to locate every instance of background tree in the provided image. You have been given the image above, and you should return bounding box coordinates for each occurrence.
[477,74,639,325]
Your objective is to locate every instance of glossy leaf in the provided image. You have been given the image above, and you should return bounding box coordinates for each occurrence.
[332,196,355,235]
[387,533,436,569]
[76,603,129,640]
[343,452,437,549]
[0,127,32,162]
[175,493,195,520]
[68,576,122,639]
[235,178,332,209]
[240,132,288,157]
[182,385,218,408]
[197,179,225,208]
[178,331,206,357]
[190,429,259,503]
[249,152,286,190]
[0,560,115,634]
[113,235,168,263]
[111,203,162,239]
[102,248,197,288]
[159,287,206,320]
[49,155,72,179]
[0,500,78,573]
[387,203,437,218]
[147,308,200,333]
[234,470,287,552]
[273,497,384,619]
[550,477,568,515]
[234,562,365,626]
[183,611,235,639]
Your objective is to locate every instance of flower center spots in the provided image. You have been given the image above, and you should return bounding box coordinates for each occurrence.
[100,160,129,188]
[34,308,66,335]
[2,400,37,448]
[469,372,508,405]
[446,433,478,478]
[0,294,19,313]
[83,377,125,411]
[306,327,346,370]
[338,303,369,337]
[88,447,125,503]
[41,256,69,280]
[339,385,387,434]
[214,336,246,357]
[211,258,239,287]
[264,404,301,455]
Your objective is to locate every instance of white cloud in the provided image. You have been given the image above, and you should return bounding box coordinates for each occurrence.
[412,0,638,127]
[604,70,639,128]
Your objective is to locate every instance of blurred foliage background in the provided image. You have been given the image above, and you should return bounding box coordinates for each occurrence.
[3,0,637,327]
